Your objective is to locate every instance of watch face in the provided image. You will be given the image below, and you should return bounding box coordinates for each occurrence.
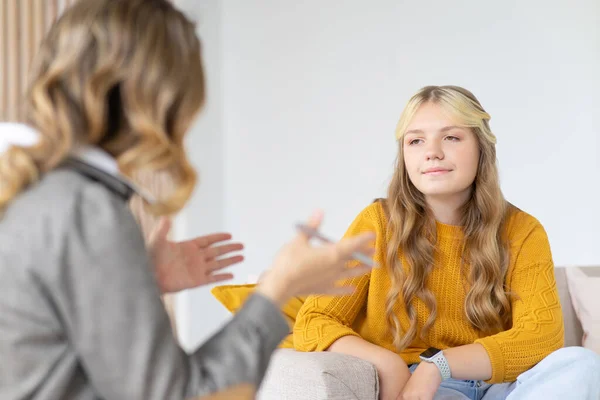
[420,347,441,359]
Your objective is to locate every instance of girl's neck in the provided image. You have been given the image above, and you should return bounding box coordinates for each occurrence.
[425,190,471,226]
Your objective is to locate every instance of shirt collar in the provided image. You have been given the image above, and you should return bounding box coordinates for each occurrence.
[0,123,156,204]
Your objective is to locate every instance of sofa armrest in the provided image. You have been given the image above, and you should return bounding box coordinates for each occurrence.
[258,349,379,400]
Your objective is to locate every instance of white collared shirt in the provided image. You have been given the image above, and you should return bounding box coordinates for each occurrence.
[0,123,155,204]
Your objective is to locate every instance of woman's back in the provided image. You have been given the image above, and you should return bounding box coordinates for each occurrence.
[0,159,192,399]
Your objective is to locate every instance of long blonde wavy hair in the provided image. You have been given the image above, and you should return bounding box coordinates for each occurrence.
[0,0,204,216]
[383,85,513,351]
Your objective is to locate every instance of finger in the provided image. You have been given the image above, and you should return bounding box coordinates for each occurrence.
[208,255,245,271]
[341,247,376,267]
[207,273,235,284]
[350,246,376,258]
[149,217,171,244]
[257,270,270,283]
[306,209,324,229]
[205,243,245,259]
[189,233,234,248]
[336,232,376,259]
[321,286,356,296]
[338,264,373,280]
[296,209,324,243]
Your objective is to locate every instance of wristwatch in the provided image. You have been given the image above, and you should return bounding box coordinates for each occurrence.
[419,347,451,381]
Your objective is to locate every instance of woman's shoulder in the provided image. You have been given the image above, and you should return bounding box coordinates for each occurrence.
[361,198,388,220]
[505,204,546,236]
[2,168,140,248]
[346,199,388,234]
[504,203,552,261]
[0,168,145,284]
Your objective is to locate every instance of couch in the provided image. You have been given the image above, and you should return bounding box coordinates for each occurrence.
[257,266,594,400]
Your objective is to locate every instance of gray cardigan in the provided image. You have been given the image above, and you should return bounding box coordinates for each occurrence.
[0,161,288,399]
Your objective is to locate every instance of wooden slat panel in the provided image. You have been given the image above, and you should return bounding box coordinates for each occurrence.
[49,0,59,27]
[6,0,20,122]
[19,0,31,121]
[0,1,7,121]
[33,0,45,51]
[27,0,35,68]
[33,0,45,66]
[1,0,62,122]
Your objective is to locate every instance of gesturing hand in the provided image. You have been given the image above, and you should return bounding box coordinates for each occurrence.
[149,217,244,293]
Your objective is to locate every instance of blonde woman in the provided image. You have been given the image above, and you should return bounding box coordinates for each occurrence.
[293,86,600,400]
[0,1,375,399]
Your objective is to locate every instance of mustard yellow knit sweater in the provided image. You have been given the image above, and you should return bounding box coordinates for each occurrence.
[293,202,564,383]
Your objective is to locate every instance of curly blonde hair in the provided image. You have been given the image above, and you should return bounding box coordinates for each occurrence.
[383,85,513,351]
[0,0,204,216]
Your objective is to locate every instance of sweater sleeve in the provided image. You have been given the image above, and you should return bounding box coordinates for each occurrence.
[293,203,383,352]
[474,224,564,383]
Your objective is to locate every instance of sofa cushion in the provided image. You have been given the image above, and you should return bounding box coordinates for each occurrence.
[258,349,379,400]
[554,267,584,347]
[565,266,600,354]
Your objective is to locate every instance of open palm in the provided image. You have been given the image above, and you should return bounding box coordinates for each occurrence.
[149,218,244,293]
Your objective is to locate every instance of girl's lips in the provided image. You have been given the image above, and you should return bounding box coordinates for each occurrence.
[423,168,451,175]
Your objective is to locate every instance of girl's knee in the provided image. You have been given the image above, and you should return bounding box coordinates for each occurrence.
[545,346,600,371]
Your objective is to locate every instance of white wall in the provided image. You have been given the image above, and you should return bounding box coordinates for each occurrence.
[171,0,230,351]
[177,0,600,348]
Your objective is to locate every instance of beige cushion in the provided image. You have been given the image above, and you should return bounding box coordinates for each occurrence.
[555,267,584,347]
[258,349,379,400]
[565,266,600,353]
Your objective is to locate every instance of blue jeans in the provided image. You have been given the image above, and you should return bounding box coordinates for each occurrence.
[408,347,600,400]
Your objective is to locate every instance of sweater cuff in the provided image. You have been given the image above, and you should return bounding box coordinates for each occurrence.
[305,327,360,352]
[474,336,505,384]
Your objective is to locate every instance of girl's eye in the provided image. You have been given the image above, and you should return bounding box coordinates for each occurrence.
[408,139,422,145]
[445,136,460,141]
